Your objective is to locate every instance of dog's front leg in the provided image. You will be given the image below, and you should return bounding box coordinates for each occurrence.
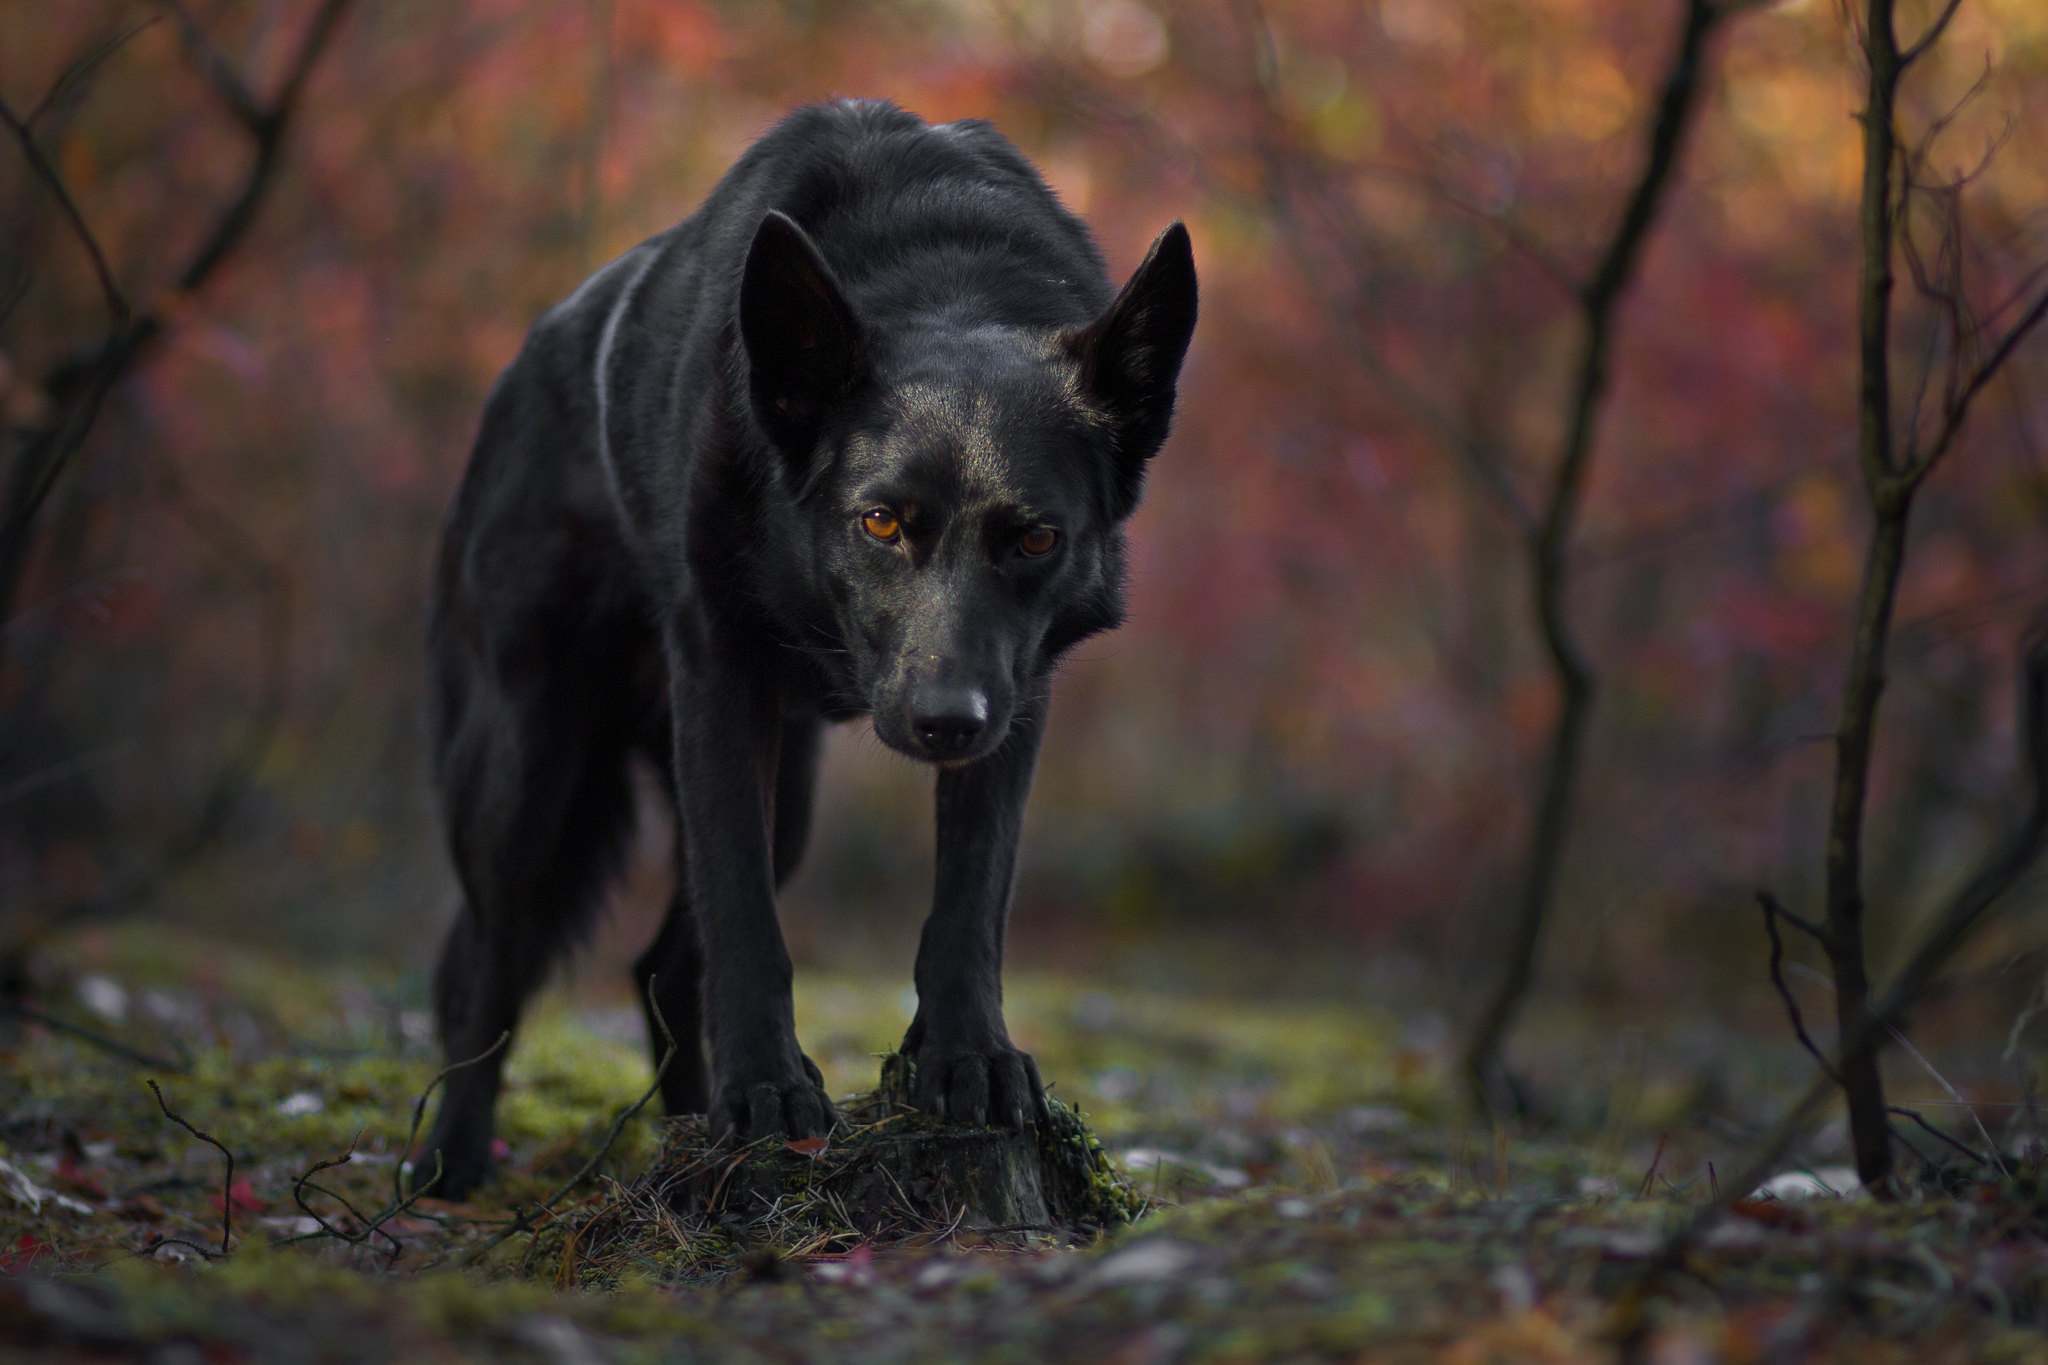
[669,634,833,1143]
[902,692,1051,1129]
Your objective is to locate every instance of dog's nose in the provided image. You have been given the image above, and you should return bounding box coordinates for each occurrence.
[910,684,989,755]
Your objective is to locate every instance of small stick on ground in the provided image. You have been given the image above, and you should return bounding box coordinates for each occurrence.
[146,1078,236,1255]
[396,1030,509,1205]
[7,1001,188,1073]
[462,979,678,1268]
[277,1131,412,1263]
[1638,1133,1670,1198]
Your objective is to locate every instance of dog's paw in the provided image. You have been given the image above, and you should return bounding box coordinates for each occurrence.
[710,1054,835,1144]
[909,1041,1048,1129]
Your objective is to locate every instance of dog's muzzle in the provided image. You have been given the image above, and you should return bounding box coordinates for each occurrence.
[908,682,989,758]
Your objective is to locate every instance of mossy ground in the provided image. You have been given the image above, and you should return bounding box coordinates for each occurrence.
[4,923,2047,1362]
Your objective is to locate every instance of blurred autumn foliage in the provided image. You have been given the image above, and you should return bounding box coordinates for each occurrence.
[3,0,2046,1035]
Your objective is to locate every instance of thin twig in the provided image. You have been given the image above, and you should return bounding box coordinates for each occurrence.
[1886,1024,2010,1177]
[1904,285,2048,488]
[1755,887,1828,944]
[1638,1132,1670,1198]
[5,1000,189,1073]
[146,1079,237,1255]
[1888,1106,1992,1170]
[1464,0,1734,1119]
[277,1130,422,1264]
[24,15,162,130]
[289,1134,375,1237]
[461,979,679,1267]
[1899,0,1966,67]
[396,1030,509,1204]
[0,0,354,653]
[1758,891,1840,1084]
[160,0,264,129]
[0,95,127,329]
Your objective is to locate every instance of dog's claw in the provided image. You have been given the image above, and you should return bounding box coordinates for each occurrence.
[909,1042,1047,1129]
[712,1063,834,1144]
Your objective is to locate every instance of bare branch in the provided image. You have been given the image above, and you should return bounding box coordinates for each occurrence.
[159,1,262,128]
[0,96,127,329]
[173,0,353,298]
[1905,284,2048,488]
[1900,0,1966,68]
[270,0,352,129]
[1886,1023,2008,1176]
[0,0,351,907]
[1900,59,1999,190]
[1853,0,1903,491]
[1889,1105,1993,1169]
[1754,888,1826,945]
[1758,891,1841,1084]
[1464,0,1734,1118]
[24,15,162,130]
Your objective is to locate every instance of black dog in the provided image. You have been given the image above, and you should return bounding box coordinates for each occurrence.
[418,99,1196,1198]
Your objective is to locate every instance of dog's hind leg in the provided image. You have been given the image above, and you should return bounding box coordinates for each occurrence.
[418,618,639,1200]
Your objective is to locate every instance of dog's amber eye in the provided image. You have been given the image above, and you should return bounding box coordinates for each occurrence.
[862,508,901,543]
[1019,526,1057,557]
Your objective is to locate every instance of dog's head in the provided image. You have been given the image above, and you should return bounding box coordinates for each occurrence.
[740,210,1197,764]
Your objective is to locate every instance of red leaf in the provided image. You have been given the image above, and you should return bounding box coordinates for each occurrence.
[1728,1198,1801,1228]
[54,1152,108,1201]
[210,1178,267,1215]
[785,1136,830,1159]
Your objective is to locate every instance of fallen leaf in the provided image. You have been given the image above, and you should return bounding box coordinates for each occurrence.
[786,1136,830,1158]
[1729,1198,1803,1229]
[54,1152,109,1201]
[210,1178,267,1215]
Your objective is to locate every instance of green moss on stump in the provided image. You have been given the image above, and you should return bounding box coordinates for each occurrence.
[553,1056,1141,1286]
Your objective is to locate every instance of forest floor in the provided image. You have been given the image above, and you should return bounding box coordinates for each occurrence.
[3,924,2047,1363]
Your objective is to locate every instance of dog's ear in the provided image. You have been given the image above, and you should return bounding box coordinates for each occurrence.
[740,210,866,469]
[1067,222,1198,517]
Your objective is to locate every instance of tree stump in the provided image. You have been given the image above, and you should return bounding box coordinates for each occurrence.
[640,1055,1140,1241]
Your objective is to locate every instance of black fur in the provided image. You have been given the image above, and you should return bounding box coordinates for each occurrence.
[418,100,1197,1198]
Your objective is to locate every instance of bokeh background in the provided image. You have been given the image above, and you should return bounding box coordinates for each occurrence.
[4,0,2046,1077]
